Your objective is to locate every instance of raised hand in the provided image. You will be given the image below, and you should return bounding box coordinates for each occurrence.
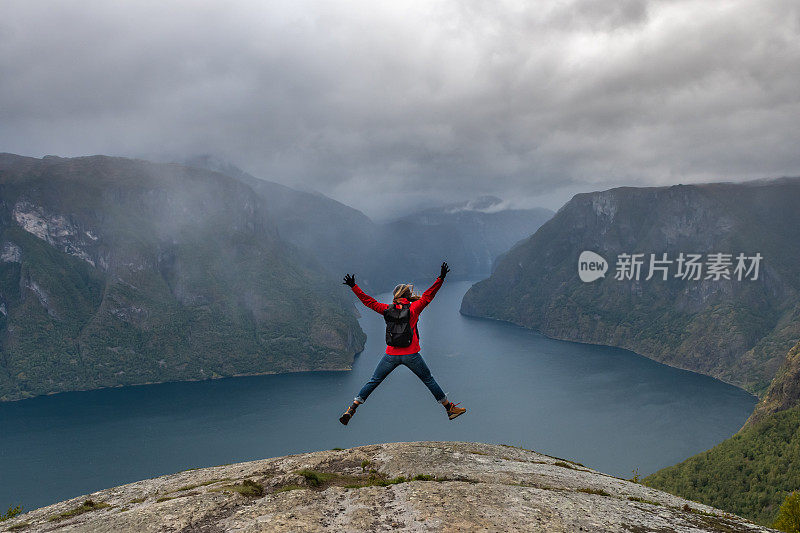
[440,261,450,279]
[343,273,356,287]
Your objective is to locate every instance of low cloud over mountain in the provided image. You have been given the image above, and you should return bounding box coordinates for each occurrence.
[2,1,799,216]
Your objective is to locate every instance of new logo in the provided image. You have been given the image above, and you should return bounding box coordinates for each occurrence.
[578,251,608,282]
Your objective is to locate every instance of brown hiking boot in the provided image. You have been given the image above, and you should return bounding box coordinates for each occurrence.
[444,401,466,420]
[339,402,359,425]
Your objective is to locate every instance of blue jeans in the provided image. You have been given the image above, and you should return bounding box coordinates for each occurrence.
[355,352,447,404]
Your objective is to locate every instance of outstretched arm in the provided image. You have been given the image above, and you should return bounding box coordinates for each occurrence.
[410,262,449,314]
[344,273,389,314]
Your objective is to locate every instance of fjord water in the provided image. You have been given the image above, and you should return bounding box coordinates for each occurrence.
[0,281,755,511]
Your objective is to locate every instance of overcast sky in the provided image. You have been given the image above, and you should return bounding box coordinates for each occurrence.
[2,0,799,217]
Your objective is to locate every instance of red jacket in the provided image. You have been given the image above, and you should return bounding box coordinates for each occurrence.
[351,277,444,355]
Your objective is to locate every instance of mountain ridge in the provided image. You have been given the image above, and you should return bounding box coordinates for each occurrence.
[0,153,365,401]
[461,177,800,394]
[182,155,554,291]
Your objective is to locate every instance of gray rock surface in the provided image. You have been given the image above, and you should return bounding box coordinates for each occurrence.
[1,441,776,532]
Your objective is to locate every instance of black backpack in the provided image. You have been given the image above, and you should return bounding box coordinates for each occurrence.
[384,303,416,347]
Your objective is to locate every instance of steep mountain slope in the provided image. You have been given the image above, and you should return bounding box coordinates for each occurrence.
[645,339,800,525]
[461,178,800,394]
[183,157,553,291]
[645,405,800,526]
[0,154,365,401]
[183,155,380,286]
[0,442,772,532]
[746,339,800,426]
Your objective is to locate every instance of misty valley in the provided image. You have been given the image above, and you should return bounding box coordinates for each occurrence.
[4,1,800,529]
[0,153,798,531]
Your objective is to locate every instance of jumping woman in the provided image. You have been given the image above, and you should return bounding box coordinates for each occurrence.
[339,261,466,425]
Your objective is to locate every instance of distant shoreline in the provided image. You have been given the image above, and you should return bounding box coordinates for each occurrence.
[0,365,354,404]
[458,309,759,400]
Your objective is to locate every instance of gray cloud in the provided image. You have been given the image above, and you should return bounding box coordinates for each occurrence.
[2,0,799,217]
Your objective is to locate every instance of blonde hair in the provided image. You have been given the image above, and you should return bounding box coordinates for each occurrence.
[392,283,421,303]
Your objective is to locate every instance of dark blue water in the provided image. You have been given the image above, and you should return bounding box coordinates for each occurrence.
[0,280,756,511]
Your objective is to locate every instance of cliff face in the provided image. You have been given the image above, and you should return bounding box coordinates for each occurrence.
[461,178,800,394]
[0,442,773,533]
[0,153,365,401]
[746,339,800,426]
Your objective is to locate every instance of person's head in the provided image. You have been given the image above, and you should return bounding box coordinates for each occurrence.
[393,283,421,303]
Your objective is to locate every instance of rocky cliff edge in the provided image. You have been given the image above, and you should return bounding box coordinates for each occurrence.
[0,441,775,532]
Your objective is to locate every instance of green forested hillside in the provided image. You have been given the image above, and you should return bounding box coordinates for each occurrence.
[644,404,800,525]
[0,153,365,401]
[645,339,800,526]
